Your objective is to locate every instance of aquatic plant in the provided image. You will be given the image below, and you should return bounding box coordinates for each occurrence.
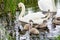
[55,35,60,40]
[0,26,14,40]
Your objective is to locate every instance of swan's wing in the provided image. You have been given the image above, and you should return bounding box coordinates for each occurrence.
[36,12,46,17]
[25,12,45,18]
[19,17,30,23]
[38,0,56,11]
[33,19,43,24]
[19,16,44,24]
[19,12,45,24]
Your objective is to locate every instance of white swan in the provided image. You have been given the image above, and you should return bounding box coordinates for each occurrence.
[38,0,57,12]
[18,2,50,24]
[55,0,60,17]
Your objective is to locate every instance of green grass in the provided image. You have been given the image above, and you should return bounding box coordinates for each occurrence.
[55,35,60,40]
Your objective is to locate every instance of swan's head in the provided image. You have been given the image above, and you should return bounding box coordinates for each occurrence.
[18,2,24,8]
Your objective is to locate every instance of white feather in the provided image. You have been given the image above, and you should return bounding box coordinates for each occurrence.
[38,0,56,12]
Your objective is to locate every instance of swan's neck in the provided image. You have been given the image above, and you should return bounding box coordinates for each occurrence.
[19,4,25,18]
[43,12,50,20]
[57,0,60,9]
